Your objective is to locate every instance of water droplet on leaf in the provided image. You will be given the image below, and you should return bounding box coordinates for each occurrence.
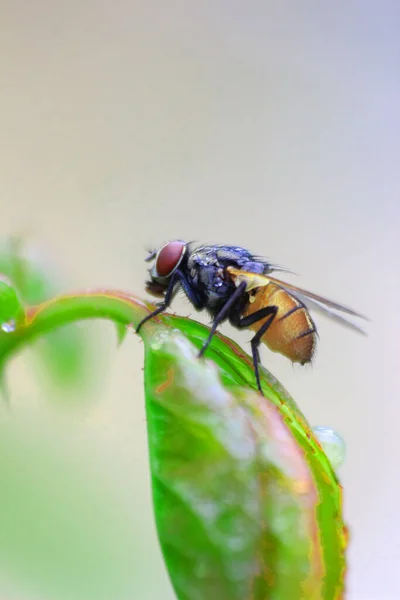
[1,319,16,333]
[0,276,25,330]
[313,426,346,469]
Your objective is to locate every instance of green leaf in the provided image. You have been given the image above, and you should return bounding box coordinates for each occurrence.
[142,321,347,600]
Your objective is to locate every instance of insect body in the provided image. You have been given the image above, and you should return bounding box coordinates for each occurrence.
[227,267,317,364]
[137,241,367,394]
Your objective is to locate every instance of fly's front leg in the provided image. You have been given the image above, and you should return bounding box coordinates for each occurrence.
[137,269,203,333]
[136,272,179,333]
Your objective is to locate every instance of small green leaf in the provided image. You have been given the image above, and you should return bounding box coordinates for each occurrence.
[115,321,129,346]
[0,276,25,332]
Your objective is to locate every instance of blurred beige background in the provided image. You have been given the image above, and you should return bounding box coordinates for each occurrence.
[1,1,399,599]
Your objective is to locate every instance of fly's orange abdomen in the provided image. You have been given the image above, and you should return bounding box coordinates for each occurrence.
[243,283,317,363]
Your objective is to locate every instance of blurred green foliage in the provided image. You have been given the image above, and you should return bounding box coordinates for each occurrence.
[0,238,92,395]
[0,417,137,600]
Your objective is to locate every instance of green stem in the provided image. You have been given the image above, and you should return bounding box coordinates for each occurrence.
[0,289,155,366]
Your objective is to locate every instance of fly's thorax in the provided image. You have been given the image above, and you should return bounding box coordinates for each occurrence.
[190,244,267,273]
[198,265,236,312]
[186,250,235,312]
[187,245,266,309]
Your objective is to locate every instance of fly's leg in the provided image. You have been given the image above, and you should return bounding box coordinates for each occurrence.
[230,305,278,395]
[136,269,203,333]
[198,281,247,357]
[136,272,178,333]
[249,313,277,395]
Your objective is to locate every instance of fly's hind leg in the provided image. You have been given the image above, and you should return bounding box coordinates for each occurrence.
[249,313,277,395]
[230,305,278,395]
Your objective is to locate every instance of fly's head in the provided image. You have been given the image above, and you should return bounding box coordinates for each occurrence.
[144,240,188,297]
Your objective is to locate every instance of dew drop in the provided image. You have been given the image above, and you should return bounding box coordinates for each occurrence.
[313,426,346,470]
[1,320,16,333]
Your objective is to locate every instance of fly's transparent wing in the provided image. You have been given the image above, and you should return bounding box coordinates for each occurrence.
[227,267,368,335]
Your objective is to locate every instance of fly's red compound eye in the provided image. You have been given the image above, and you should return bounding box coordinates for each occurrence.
[156,241,185,277]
